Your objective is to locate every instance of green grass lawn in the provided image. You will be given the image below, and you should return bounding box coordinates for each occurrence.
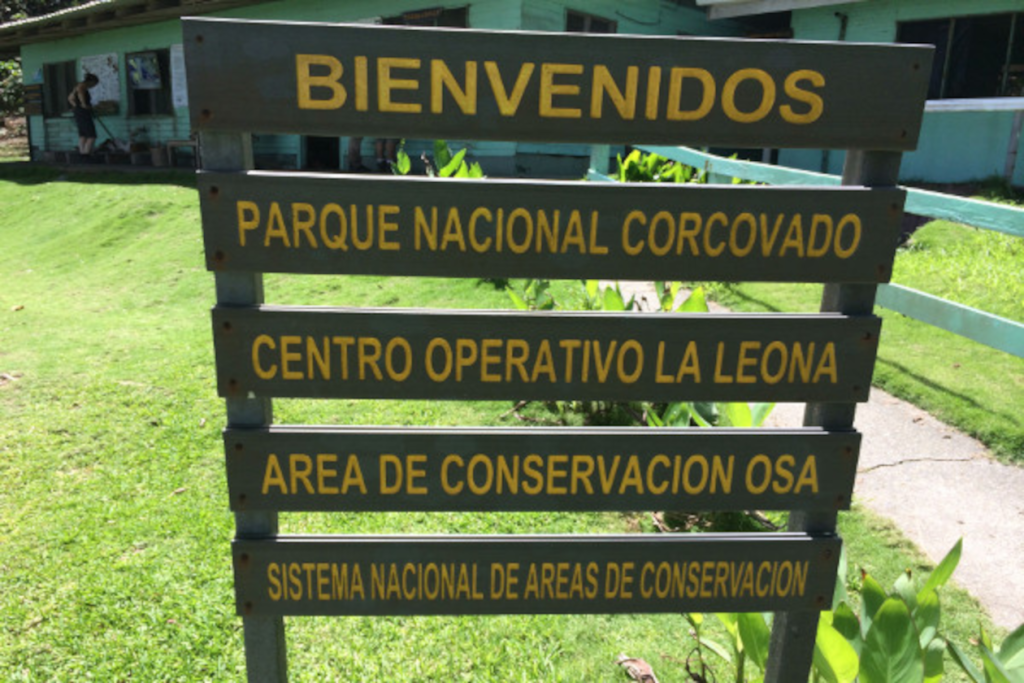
[710,218,1024,465]
[0,167,1001,681]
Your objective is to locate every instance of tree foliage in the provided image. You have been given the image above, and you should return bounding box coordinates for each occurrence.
[1,2,81,115]
[1,58,23,116]
[2,1,82,23]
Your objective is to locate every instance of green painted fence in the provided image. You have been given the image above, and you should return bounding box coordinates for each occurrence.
[589,145,1024,359]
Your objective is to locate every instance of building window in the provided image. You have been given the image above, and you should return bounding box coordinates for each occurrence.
[898,13,1024,99]
[383,7,468,28]
[566,10,616,34]
[42,60,77,118]
[126,49,173,115]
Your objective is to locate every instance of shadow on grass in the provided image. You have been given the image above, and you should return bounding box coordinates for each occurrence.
[0,162,198,189]
[875,355,1023,432]
[715,285,784,313]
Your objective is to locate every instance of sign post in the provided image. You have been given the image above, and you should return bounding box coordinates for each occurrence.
[199,130,288,682]
[186,19,931,682]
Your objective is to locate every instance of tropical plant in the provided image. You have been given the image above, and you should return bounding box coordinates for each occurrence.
[667,540,980,683]
[614,148,704,184]
[948,622,1024,683]
[393,139,484,179]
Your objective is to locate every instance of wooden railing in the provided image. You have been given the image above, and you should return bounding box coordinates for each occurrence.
[589,145,1024,359]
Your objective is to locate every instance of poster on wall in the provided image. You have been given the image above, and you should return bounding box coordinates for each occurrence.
[79,53,120,111]
[127,52,162,90]
[170,44,188,108]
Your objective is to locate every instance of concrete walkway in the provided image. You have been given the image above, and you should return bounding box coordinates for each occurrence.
[613,281,1024,630]
[767,395,1024,630]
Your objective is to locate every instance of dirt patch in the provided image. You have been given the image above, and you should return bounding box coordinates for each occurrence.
[0,116,29,159]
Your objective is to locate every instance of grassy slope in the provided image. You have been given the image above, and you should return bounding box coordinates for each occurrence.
[711,219,1024,464]
[0,168,998,681]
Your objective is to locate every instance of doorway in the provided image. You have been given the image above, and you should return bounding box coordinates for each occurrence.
[304,136,340,170]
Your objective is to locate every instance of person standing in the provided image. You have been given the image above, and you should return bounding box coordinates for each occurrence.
[347,137,399,172]
[67,73,99,157]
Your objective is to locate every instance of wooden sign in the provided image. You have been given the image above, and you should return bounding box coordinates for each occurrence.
[199,172,905,283]
[224,426,860,512]
[183,18,932,149]
[233,533,841,616]
[213,306,880,402]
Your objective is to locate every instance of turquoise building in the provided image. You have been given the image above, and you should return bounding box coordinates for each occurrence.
[3,0,1021,183]
[0,0,738,175]
[698,0,1024,185]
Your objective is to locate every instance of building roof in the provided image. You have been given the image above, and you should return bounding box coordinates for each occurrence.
[696,0,866,20]
[0,0,273,57]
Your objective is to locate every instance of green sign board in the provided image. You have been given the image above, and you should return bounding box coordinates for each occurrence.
[213,306,880,402]
[199,173,905,283]
[233,534,841,616]
[225,426,859,512]
[183,16,931,681]
[183,18,932,149]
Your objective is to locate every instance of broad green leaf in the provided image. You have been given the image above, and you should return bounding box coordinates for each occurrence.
[615,153,625,181]
[947,639,986,683]
[923,638,944,683]
[701,637,733,664]
[861,574,888,638]
[690,401,719,428]
[394,149,411,175]
[737,613,771,670]
[468,162,484,178]
[602,286,626,311]
[913,589,940,648]
[981,644,1015,683]
[585,279,600,299]
[832,602,863,657]
[750,402,776,428]
[814,617,859,683]
[507,289,528,310]
[646,410,664,427]
[921,538,962,597]
[677,286,708,313]
[722,401,753,428]
[861,598,924,683]
[716,612,740,639]
[831,545,849,609]
[661,402,691,427]
[433,139,452,169]
[685,612,703,630]
[996,621,1024,679]
[894,569,918,613]
[439,148,467,177]
[654,280,666,304]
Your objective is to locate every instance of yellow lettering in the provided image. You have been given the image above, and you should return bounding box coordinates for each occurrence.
[484,61,534,116]
[539,63,583,118]
[722,69,775,123]
[378,57,422,114]
[237,201,259,246]
[591,65,638,120]
[781,70,825,124]
[667,68,715,121]
[296,54,346,110]
[262,454,287,494]
[431,59,477,114]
